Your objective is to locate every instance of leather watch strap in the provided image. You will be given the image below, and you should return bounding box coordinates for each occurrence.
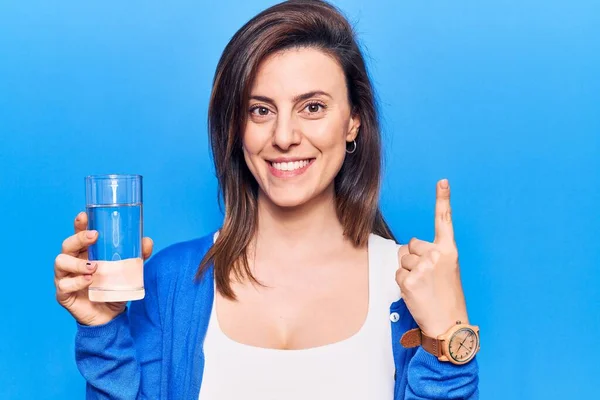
[400,328,442,358]
[400,328,422,348]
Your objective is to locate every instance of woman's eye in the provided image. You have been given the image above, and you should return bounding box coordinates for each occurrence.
[305,102,325,113]
[251,106,270,116]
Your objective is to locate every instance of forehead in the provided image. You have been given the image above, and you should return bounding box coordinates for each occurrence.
[251,47,346,97]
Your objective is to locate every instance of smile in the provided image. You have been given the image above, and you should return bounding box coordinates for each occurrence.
[267,158,315,178]
[271,159,311,171]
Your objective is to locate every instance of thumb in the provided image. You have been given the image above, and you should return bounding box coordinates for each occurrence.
[142,237,154,260]
[434,179,455,244]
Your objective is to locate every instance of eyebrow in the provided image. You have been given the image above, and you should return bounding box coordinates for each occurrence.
[249,90,332,104]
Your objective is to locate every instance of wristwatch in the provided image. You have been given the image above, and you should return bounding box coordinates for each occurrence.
[400,321,480,365]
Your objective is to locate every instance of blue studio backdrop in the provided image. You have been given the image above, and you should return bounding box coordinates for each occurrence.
[0,1,598,399]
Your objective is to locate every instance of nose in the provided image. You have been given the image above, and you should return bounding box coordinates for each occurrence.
[272,116,301,151]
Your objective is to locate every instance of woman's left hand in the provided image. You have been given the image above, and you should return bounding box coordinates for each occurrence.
[396,179,469,338]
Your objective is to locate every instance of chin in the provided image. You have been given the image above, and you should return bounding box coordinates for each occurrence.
[262,187,315,209]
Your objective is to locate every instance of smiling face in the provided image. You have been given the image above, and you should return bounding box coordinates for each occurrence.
[242,47,360,208]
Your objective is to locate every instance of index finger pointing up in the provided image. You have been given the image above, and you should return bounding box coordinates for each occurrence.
[434,179,455,244]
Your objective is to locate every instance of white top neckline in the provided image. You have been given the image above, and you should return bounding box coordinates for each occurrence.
[199,233,401,400]
[209,234,377,354]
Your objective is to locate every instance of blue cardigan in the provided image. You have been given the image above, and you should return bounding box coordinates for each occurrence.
[75,233,479,399]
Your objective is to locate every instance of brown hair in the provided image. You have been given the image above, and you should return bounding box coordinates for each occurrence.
[197,0,395,299]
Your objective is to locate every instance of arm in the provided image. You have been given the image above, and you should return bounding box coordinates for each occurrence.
[74,251,164,400]
[404,349,479,399]
[394,179,479,398]
[391,300,479,400]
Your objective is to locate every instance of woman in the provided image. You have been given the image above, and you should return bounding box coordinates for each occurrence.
[54,1,479,398]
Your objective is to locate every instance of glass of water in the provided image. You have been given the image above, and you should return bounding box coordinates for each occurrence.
[85,174,145,302]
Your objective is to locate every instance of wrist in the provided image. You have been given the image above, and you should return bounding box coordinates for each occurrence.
[402,321,480,365]
[422,316,468,338]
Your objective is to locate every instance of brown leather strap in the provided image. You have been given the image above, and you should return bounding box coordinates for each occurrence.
[400,328,442,358]
[421,333,442,358]
[400,328,422,348]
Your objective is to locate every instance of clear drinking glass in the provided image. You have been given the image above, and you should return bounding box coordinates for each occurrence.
[85,174,145,302]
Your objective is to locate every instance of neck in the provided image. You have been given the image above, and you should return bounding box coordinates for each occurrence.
[255,184,345,250]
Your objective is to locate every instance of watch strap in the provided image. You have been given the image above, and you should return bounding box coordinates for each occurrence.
[400,328,442,358]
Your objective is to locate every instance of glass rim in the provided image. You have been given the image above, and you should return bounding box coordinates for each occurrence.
[85,174,142,181]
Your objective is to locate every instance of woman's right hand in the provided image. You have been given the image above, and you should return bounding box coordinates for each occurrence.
[54,211,154,326]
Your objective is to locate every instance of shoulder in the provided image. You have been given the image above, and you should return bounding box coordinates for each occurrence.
[144,231,217,283]
[370,234,403,301]
[370,233,406,259]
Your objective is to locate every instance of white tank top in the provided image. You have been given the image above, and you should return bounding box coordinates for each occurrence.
[199,234,402,400]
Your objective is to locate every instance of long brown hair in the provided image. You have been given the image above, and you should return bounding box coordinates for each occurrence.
[198,0,395,299]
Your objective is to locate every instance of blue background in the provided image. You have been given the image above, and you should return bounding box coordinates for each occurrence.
[0,0,598,398]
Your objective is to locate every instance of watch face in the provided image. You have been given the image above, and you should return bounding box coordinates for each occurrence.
[448,327,478,364]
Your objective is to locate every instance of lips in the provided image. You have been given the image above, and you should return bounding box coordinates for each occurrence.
[270,159,311,171]
[267,158,315,178]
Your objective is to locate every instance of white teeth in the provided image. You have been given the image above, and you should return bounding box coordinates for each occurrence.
[271,159,310,171]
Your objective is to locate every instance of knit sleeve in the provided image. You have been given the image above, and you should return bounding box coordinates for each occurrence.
[390,297,479,400]
[403,348,479,399]
[74,250,165,400]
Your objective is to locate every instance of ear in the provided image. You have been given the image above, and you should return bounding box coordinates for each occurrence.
[346,112,361,142]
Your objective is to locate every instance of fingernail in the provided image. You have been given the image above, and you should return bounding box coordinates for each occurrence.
[76,212,83,221]
[84,274,93,281]
[86,230,97,239]
[86,262,96,271]
[440,179,449,189]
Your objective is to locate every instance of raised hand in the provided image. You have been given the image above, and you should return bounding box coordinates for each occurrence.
[396,179,469,337]
[54,212,154,326]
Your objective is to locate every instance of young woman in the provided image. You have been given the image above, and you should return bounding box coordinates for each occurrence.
[54,1,480,398]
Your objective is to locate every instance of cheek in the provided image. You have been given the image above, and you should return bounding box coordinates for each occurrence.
[308,120,348,159]
[242,125,267,156]
[242,125,271,179]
